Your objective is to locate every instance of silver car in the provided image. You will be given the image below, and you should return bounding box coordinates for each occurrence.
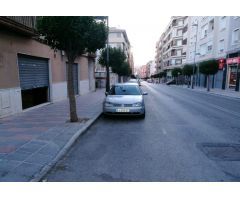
[103,83,147,118]
[128,78,141,86]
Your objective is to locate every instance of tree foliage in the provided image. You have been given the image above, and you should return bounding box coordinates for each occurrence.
[98,47,127,75]
[182,64,196,76]
[199,59,219,75]
[172,68,182,77]
[37,16,107,59]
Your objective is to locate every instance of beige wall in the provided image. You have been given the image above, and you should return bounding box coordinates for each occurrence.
[0,30,90,89]
[79,56,89,80]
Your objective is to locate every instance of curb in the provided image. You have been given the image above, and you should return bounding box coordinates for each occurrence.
[30,112,102,182]
[170,85,240,100]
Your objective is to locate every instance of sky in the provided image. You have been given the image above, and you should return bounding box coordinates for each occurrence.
[109,15,171,68]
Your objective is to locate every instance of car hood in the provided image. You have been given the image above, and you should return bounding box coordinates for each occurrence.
[105,95,143,104]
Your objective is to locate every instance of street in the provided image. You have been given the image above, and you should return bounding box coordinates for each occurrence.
[44,82,240,181]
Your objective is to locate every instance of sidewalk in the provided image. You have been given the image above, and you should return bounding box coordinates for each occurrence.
[0,89,105,182]
[171,85,240,99]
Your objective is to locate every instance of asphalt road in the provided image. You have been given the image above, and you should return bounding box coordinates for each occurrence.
[44,82,240,181]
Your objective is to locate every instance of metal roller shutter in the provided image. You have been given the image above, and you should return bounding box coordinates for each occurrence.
[18,55,49,90]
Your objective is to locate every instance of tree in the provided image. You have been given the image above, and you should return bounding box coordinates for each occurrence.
[98,47,126,72]
[37,17,107,122]
[182,64,196,88]
[119,61,132,76]
[171,68,182,78]
[199,59,218,91]
[98,47,127,82]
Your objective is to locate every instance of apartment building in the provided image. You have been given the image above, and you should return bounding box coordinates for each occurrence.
[226,17,240,91]
[155,16,188,80]
[0,16,96,118]
[186,16,240,91]
[136,65,148,79]
[95,27,134,86]
[146,60,156,77]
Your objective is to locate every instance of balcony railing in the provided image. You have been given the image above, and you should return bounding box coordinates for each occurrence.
[5,16,36,29]
[0,16,36,35]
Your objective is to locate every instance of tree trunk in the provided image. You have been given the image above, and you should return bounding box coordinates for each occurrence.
[207,75,210,92]
[187,76,190,88]
[67,59,78,122]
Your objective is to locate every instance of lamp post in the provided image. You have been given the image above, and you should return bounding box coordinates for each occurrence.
[192,21,199,89]
[94,16,110,92]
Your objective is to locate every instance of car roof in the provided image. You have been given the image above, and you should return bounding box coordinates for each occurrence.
[113,83,139,86]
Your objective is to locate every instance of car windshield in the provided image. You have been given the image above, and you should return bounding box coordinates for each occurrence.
[129,79,137,82]
[109,85,141,95]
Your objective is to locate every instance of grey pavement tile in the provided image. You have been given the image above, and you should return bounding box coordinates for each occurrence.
[6,150,32,162]
[37,131,61,140]
[0,154,7,160]
[18,142,45,153]
[53,139,67,149]
[13,162,44,177]
[25,153,53,166]
[0,159,22,172]
[0,172,30,182]
[37,143,60,156]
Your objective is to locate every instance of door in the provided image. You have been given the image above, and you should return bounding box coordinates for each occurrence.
[18,55,49,109]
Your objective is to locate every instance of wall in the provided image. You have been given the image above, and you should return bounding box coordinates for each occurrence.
[0,30,93,117]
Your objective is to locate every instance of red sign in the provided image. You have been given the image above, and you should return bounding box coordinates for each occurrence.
[226,57,240,65]
[218,58,225,70]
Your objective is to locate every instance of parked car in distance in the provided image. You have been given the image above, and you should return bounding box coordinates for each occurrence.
[103,83,147,118]
[127,78,141,86]
[147,79,153,83]
[166,79,176,85]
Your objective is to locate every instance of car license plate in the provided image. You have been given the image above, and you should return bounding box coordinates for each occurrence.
[116,108,130,112]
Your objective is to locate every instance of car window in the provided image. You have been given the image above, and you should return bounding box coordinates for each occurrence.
[109,85,141,95]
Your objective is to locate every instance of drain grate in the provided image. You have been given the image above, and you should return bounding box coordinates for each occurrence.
[198,143,240,161]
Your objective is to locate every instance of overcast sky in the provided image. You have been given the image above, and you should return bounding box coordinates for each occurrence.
[109,15,171,68]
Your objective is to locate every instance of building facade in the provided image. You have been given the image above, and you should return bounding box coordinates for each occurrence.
[0,16,96,118]
[95,27,134,86]
[155,16,189,80]
[186,16,240,91]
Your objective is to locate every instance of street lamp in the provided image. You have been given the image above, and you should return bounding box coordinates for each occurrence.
[94,16,110,92]
[192,21,199,89]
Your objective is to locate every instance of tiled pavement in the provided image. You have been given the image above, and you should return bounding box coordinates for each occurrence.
[0,89,105,181]
[171,85,240,99]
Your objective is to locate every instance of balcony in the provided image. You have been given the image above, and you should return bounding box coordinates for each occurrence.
[0,16,36,36]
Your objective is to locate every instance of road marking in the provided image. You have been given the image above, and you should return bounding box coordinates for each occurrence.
[162,128,167,135]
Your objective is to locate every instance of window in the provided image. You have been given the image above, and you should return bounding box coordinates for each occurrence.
[177,40,182,46]
[177,29,182,36]
[175,59,182,64]
[177,49,182,56]
[117,43,122,49]
[200,43,207,55]
[219,39,225,53]
[209,19,214,32]
[232,29,240,44]
[116,33,121,38]
[207,41,213,53]
[201,24,208,39]
[178,20,183,26]
[219,16,226,30]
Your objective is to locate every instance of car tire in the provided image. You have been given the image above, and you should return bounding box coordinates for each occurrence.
[140,113,145,119]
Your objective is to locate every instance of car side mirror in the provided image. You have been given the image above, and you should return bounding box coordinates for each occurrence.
[142,92,148,95]
[105,92,109,96]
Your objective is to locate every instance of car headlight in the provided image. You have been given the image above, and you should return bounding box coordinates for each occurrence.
[105,101,113,107]
[132,102,142,107]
